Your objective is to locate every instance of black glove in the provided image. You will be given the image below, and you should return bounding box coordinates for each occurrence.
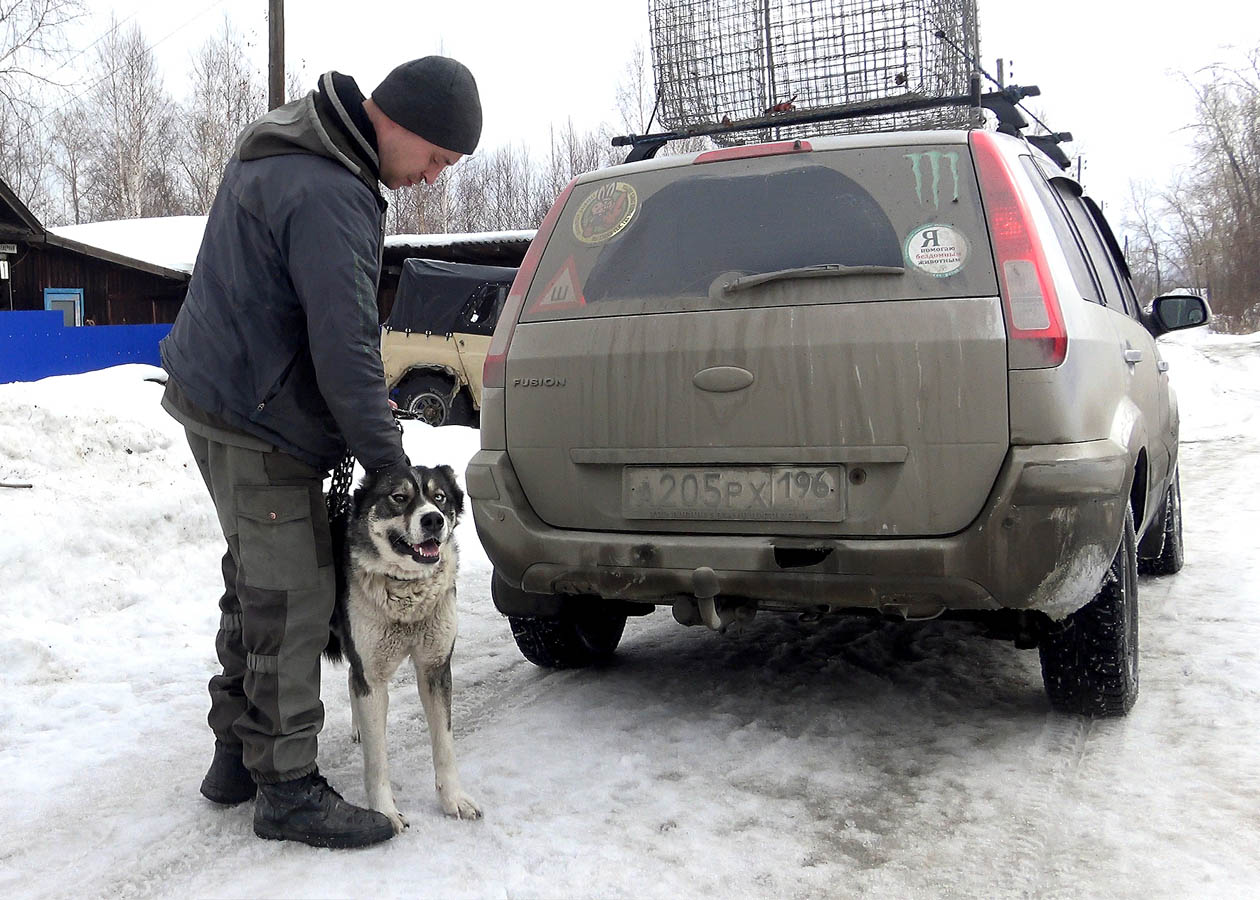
[367,459,413,488]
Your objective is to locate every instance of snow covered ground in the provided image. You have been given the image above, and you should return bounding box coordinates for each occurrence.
[0,330,1257,899]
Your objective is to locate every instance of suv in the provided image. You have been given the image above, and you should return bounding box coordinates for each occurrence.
[466,127,1209,716]
[381,258,518,426]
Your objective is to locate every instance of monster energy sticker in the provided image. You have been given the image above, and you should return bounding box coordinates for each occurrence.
[573,181,638,244]
[905,224,968,278]
[905,151,960,208]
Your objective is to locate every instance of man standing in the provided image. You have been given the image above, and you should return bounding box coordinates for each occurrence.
[160,57,481,849]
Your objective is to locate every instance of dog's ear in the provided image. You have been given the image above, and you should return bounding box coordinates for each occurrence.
[438,464,465,516]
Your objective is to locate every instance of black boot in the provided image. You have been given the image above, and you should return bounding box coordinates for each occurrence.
[254,770,394,849]
[200,740,256,805]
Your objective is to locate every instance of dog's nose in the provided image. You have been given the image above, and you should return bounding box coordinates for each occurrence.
[421,511,444,533]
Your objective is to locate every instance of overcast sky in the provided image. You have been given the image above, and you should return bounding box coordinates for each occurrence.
[58,0,1247,215]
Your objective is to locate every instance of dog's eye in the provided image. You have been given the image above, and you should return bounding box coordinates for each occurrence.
[433,490,446,503]
[390,493,408,504]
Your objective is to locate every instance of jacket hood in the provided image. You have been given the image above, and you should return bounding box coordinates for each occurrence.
[236,72,382,199]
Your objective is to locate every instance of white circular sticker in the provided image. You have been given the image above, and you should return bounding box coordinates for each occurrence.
[905,224,969,278]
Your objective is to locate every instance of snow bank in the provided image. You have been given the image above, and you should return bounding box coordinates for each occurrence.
[1,335,1258,898]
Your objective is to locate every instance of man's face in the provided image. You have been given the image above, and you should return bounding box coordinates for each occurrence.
[377,121,463,190]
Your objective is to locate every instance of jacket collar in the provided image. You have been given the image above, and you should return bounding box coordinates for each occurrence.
[315,72,380,179]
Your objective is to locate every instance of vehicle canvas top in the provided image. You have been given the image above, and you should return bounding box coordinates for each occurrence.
[503,133,1010,538]
[387,258,518,335]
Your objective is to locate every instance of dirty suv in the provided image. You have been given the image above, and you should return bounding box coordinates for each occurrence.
[466,128,1209,716]
[382,258,517,426]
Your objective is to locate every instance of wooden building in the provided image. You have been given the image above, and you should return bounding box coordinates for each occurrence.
[0,178,189,327]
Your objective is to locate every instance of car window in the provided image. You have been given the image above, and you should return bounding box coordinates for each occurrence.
[1082,196,1141,318]
[459,283,508,336]
[1019,158,1103,306]
[1049,180,1131,317]
[520,144,999,322]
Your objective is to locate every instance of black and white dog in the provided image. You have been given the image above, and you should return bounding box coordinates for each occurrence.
[326,464,481,830]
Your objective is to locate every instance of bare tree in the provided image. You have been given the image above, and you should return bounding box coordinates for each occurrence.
[48,100,89,223]
[0,0,81,216]
[0,0,81,113]
[1122,45,1260,332]
[616,40,656,134]
[0,90,54,219]
[1123,179,1169,300]
[177,17,265,213]
[81,18,182,220]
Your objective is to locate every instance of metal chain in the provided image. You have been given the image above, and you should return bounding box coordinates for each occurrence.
[325,413,406,522]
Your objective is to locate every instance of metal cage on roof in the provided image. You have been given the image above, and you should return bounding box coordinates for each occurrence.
[649,0,981,143]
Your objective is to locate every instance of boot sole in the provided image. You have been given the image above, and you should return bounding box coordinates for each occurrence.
[254,819,394,849]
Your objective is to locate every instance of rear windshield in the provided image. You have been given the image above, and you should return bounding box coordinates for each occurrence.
[520,143,998,322]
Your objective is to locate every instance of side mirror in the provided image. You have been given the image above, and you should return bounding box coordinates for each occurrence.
[1148,293,1210,336]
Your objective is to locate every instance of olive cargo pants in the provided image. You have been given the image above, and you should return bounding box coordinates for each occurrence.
[185,430,335,783]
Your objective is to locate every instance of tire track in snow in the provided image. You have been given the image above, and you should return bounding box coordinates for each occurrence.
[987,712,1094,899]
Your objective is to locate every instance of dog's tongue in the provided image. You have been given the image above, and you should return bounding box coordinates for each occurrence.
[415,540,440,558]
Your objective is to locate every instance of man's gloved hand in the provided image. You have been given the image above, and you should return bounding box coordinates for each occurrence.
[369,459,413,486]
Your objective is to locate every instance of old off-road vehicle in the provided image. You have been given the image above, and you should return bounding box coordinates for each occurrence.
[466,93,1209,717]
[382,258,518,426]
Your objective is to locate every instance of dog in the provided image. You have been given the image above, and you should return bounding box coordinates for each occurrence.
[325,463,481,830]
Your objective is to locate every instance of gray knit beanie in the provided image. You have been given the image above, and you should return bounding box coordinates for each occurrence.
[371,56,482,155]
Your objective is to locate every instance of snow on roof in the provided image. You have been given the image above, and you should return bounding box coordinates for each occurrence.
[48,216,207,276]
[43,219,533,277]
[385,229,536,250]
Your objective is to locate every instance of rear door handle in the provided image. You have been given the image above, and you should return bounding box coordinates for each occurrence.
[1124,348,1143,364]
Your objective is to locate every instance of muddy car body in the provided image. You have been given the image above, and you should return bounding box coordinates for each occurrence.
[467,128,1208,715]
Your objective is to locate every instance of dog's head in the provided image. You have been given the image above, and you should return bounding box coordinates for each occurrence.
[351,464,464,573]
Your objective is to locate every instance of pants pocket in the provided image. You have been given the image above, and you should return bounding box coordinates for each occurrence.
[235,485,320,592]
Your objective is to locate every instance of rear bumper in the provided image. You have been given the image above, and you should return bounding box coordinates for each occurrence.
[467,440,1131,621]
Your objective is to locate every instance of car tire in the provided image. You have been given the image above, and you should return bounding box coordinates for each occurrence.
[1038,504,1139,717]
[396,374,453,427]
[1138,467,1184,576]
[507,611,627,669]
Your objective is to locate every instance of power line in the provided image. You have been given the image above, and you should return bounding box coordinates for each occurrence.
[30,5,145,84]
[32,0,237,128]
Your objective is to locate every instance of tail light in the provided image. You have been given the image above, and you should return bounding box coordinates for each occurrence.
[970,131,1067,368]
[483,178,579,389]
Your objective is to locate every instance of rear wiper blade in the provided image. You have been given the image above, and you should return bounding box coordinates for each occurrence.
[722,264,904,294]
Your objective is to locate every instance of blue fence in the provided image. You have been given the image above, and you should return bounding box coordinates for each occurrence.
[0,310,170,384]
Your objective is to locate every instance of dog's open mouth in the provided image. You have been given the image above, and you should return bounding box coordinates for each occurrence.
[394,536,442,564]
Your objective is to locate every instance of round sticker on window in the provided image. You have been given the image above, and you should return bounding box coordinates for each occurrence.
[573,181,638,244]
[905,224,968,277]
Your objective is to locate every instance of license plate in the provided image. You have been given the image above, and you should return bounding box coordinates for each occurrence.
[623,466,845,521]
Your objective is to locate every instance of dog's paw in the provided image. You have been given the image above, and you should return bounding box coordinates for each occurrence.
[384,808,409,834]
[441,791,482,821]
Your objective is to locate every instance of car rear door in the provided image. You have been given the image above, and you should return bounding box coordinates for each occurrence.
[503,141,1008,538]
[1049,180,1170,508]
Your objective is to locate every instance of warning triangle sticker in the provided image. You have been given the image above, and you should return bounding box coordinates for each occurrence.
[527,256,586,314]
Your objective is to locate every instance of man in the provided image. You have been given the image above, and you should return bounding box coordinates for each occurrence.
[160,57,481,849]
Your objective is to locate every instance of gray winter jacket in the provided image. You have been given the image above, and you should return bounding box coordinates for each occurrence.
[160,73,406,472]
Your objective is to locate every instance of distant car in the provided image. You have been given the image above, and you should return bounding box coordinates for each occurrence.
[381,258,518,426]
[466,127,1209,716]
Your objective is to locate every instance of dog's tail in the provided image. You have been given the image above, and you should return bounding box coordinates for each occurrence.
[324,503,372,697]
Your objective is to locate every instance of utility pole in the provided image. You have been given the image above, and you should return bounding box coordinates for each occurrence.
[268,0,285,110]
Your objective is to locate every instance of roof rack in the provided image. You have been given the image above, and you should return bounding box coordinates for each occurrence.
[611,77,1074,170]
